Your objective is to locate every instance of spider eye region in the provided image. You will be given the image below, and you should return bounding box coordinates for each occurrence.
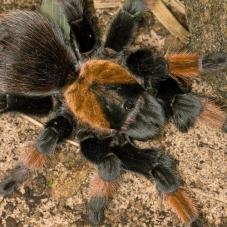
[123,100,135,111]
[122,93,166,141]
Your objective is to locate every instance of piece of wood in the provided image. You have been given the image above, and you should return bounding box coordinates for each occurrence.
[94,0,122,9]
[148,0,189,44]
[163,0,186,15]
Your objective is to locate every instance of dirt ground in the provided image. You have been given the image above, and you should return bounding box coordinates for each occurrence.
[0,0,226,227]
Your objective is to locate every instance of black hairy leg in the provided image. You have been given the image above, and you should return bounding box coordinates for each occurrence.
[0,109,74,196]
[112,143,198,224]
[80,137,198,224]
[80,136,121,225]
[63,0,98,53]
[0,94,52,115]
[104,0,145,52]
[113,144,182,194]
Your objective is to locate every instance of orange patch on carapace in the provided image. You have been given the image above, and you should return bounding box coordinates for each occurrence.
[165,53,200,78]
[164,188,198,224]
[64,60,138,132]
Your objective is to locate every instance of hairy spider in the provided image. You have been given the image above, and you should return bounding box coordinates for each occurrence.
[0,0,226,225]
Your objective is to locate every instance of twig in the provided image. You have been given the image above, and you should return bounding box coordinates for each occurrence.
[162,0,185,15]
[20,115,79,148]
[192,188,227,205]
[148,0,189,44]
[21,114,43,128]
[94,0,121,9]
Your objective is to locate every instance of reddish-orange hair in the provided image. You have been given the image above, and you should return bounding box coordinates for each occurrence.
[164,188,198,223]
[89,173,119,199]
[165,53,201,78]
[197,99,226,129]
[20,142,48,170]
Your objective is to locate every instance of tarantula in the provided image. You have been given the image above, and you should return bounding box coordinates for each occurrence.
[0,0,226,225]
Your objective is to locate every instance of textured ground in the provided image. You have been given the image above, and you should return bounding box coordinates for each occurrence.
[0,0,226,227]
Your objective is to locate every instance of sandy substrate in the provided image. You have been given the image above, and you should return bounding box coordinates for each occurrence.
[0,1,226,227]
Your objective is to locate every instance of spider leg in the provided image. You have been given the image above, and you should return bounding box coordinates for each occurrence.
[0,166,33,196]
[62,0,98,53]
[112,143,198,224]
[103,0,145,52]
[88,156,121,225]
[126,49,227,132]
[126,50,226,84]
[0,108,73,196]
[0,94,52,115]
[80,136,198,224]
[80,136,121,225]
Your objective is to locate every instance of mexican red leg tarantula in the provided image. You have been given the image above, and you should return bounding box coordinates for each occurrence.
[0,0,226,225]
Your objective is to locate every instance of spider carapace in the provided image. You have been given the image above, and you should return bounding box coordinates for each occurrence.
[0,0,226,225]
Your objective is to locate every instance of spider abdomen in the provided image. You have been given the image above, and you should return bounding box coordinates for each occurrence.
[0,11,77,96]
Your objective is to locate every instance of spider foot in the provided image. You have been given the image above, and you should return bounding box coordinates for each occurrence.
[88,197,106,225]
[163,188,198,224]
[0,141,48,196]
[0,165,32,196]
[88,173,119,225]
